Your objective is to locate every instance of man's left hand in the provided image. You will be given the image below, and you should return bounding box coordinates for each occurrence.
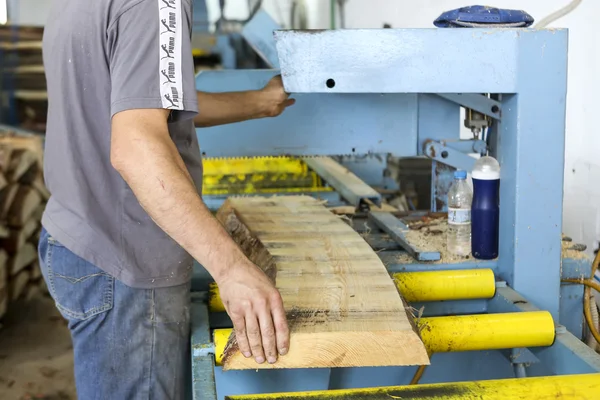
[258,75,295,118]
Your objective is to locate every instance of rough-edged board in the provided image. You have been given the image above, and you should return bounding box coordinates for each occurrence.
[215,195,429,370]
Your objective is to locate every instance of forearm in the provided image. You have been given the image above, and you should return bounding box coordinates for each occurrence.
[112,113,247,283]
[194,91,265,127]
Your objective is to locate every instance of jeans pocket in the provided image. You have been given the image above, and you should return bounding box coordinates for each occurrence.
[45,236,114,321]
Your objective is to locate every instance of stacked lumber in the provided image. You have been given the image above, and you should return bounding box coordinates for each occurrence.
[0,25,47,132]
[216,196,429,370]
[0,134,48,320]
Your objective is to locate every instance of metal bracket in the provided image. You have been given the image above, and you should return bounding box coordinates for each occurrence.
[368,211,441,261]
[436,93,502,121]
[423,140,479,171]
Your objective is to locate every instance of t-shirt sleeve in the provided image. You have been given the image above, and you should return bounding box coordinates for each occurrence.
[108,0,198,121]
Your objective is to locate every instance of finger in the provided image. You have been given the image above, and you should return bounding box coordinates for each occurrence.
[245,314,265,364]
[270,294,290,355]
[258,306,278,364]
[231,315,252,358]
[284,98,296,107]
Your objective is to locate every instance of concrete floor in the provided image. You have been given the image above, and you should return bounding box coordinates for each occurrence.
[0,295,76,399]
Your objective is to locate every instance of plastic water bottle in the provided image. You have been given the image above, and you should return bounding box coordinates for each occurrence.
[471,156,501,259]
[447,170,472,256]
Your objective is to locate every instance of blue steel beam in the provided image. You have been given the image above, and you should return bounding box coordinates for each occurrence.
[437,94,501,121]
[494,30,569,320]
[273,29,530,93]
[191,296,218,400]
[423,140,477,172]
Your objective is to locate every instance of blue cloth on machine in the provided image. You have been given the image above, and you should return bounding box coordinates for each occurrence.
[434,5,534,28]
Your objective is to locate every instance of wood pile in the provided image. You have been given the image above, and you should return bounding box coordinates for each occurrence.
[0,134,48,321]
[0,25,47,132]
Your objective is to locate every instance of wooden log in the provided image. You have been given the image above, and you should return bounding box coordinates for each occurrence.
[0,250,7,318]
[0,183,19,220]
[7,243,37,276]
[1,217,40,253]
[215,196,429,370]
[30,261,42,280]
[5,149,38,183]
[9,269,30,301]
[32,175,50,200]
[8,185,42,228]
[0,145,13,172]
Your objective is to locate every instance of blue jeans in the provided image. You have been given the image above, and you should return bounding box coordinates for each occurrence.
[38,228,191,399]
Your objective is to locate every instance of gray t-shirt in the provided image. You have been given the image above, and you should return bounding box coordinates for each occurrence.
[42,0,202,288]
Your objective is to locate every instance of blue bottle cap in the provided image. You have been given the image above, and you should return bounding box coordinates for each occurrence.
[454,170,467,180]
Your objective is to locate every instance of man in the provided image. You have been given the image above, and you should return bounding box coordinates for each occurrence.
[39,0,294,398]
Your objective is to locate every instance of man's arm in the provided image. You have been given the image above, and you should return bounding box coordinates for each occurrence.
[111,109,289,365]
[195,75,295,127]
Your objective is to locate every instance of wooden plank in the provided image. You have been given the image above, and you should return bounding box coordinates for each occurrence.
[368,212,442,262]
[215,196,429,370]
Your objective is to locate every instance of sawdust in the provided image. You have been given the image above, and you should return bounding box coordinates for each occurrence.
[392,220,590,264]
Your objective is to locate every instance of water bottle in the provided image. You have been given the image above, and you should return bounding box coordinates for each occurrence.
[471,156,500,259]
[447,170,473,256]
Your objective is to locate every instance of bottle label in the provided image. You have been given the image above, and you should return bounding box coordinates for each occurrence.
[448,208,471,225]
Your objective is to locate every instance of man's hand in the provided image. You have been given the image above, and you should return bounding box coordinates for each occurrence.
[257,75,296,118]
[218,261,289,364]
[195,75,295,127]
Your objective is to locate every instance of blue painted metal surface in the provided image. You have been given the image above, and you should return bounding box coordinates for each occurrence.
[436,94,501,121]
[274,29,526,94]
[493,31,569,321]
[191,297,217,400]
[196,69,421,158]
[335,155,399,191]
[423,140,477,172]
[368,212,441,261]
[241,9,280,68]
[560,258,591,339]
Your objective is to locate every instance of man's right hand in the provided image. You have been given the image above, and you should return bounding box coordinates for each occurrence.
[217,261,290,365]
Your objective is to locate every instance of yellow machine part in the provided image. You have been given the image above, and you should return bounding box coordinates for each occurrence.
[394,269,496,302]
[224,373,600,400]
[207,269,496,313]
[202,156,331,195]
[419,311,555,353]
[212,311,555,365]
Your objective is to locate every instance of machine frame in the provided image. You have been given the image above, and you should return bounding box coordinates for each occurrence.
[189,27,600,399]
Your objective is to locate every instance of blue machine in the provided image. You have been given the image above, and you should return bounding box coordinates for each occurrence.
[189,16,600,400]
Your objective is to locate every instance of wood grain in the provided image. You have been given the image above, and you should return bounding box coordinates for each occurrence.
[215,196,429,370]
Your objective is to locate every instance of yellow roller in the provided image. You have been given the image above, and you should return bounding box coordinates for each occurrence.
[207,269,496,312]
[213,311,555,365]
[394,269,495,302]
[419,311,555,353]
[224,373,600,400]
